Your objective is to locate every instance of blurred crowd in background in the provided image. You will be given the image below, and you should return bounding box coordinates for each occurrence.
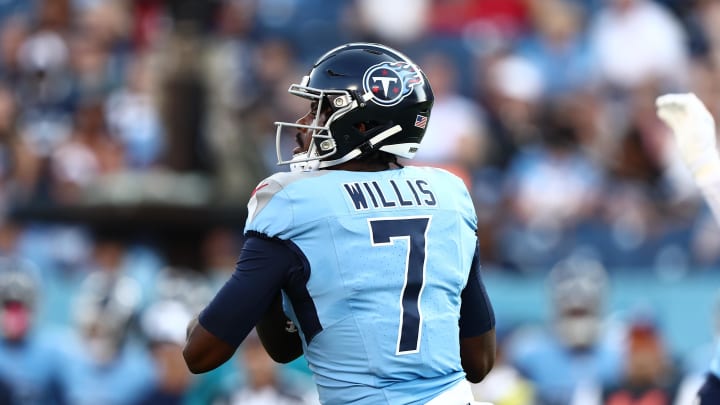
[1,0,720,404]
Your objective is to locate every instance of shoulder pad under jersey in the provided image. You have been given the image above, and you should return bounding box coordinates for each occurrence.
[244,171,325,238]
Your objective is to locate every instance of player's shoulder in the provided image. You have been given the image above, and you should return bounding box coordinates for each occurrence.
[250,171,327,202]
[246,171,330,233]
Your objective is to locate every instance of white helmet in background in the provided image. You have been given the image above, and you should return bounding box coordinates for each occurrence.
[0,258,41,341]
[73,272,142,363]
[548,256,609,349]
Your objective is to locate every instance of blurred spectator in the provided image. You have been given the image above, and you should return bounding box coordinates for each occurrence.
[499,101,603,270]
[519,0,596,99]
[507,257,624,405]
[0,86,24,211]
[476,51,544,170]
[351,0,430,45]
[105,54,165,169]
[411,50,488,180]
[588,0,688,94]
[50,99,126,203]
[15,21,74,163]
[0,16,29,85]
[68,29,120,101]
[596,182,665,269]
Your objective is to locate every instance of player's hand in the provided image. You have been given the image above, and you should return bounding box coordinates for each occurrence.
[656,92,720,184]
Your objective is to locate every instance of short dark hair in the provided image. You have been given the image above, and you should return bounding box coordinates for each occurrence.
[355,149,404,168]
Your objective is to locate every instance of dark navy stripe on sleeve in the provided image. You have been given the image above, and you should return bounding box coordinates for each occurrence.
[699,373,720,405]
[198,235,300,347]
[276,239,323,344]
[459,243,495,338]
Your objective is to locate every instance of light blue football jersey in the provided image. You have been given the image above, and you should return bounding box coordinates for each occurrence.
[245,166,479,405]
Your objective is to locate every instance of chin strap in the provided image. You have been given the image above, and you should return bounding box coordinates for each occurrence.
[319,124,402,168]
[289,155,321,172]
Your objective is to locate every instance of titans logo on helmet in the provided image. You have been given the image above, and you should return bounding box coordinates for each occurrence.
[362,61,424,107]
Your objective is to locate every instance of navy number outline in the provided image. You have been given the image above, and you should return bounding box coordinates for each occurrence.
[367,216,431,355]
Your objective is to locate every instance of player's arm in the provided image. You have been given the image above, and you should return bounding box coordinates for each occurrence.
[255,291,303,363]
[656,94,720,404]
[656,93,720,223]
[184,316,235,373]
[183,235,300,373]
[458,243,497,383]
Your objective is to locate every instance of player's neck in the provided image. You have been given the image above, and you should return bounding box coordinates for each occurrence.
[331,160,392,172]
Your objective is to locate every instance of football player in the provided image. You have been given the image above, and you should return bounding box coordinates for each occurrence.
[656,92,720,405]
[183,42,497,404]
[60,271,156,404]
[0,259,66,405]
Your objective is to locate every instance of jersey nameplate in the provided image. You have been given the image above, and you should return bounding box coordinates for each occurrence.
[342,179,437,211]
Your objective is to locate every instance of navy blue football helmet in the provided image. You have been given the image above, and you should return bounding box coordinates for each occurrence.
[275,42,434,170]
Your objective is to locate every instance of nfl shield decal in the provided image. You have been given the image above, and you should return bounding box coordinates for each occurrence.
[362,61,424,106]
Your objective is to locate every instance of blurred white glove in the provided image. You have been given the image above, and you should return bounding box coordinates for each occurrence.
[656,92,720,185]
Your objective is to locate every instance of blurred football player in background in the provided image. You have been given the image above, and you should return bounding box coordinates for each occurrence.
[656,92,720,405]
[59,271,156,405]
[0,259,65,404]
[183,42,497,404]
[506,256,624,405]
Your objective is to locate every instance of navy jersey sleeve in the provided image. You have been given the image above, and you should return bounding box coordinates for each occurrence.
[459,243,495,338]
[198,235,302,347]
[699,373,720,405]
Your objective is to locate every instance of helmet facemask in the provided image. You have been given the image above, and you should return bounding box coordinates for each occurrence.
[275,79,358,172]
[275,82,405,171]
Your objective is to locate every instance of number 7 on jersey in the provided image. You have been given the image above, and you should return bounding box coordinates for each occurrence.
[368,216,431,355]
